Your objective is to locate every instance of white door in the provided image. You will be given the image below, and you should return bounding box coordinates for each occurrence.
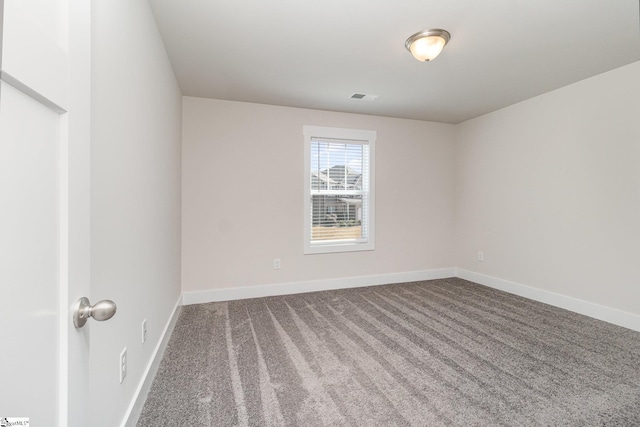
[0,0,91,425]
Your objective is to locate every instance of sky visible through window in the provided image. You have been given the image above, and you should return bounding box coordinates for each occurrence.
[310,140,364,175]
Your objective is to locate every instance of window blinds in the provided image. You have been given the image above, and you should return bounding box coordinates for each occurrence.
[309,137,370,244]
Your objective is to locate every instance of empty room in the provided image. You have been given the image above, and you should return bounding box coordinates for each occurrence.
[1,0,639,426]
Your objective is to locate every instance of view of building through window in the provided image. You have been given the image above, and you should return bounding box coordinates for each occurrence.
[310,139,369,243]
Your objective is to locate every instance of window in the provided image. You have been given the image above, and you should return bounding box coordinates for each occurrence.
[303,125,376,254]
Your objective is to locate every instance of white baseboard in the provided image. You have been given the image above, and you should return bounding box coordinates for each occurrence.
[122,295,183,427]
[182,268,456,305]
[456,268,640,333]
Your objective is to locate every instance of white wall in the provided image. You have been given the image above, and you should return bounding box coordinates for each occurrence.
[90,1,182,426]
[182,97,455,294]
[455,61,640,316]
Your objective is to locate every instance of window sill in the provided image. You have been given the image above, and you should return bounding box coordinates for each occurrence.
[304,241,375,255]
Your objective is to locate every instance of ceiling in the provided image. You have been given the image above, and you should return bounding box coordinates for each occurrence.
[147,0,640,124]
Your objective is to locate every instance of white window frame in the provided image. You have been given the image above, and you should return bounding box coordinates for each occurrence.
[303,125,376,254]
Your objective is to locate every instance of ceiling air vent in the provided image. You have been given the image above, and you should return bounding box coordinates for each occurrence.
[350,93,379,102]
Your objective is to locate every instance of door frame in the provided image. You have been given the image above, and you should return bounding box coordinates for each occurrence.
[62,1,92,425]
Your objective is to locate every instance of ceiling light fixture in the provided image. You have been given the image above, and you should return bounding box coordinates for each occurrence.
[405,28,451,62]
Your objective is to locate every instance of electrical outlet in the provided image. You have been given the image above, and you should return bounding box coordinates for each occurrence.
[120,347,127,384]
[477,251,485,262]
[142,319,147,344]
[274,258,281,270]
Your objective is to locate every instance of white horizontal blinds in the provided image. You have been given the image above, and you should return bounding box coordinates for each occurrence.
[310,137,369,244]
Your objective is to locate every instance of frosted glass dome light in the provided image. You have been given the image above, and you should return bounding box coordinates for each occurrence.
[405,29,451,62]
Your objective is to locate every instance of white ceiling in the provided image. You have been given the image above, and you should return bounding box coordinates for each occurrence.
[147,0,640,124]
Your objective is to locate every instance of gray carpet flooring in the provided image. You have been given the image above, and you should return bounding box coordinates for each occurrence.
[137,278,640,426]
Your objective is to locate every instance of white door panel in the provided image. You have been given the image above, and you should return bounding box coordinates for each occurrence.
[0,80,60,424]
[1,0,68,112]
